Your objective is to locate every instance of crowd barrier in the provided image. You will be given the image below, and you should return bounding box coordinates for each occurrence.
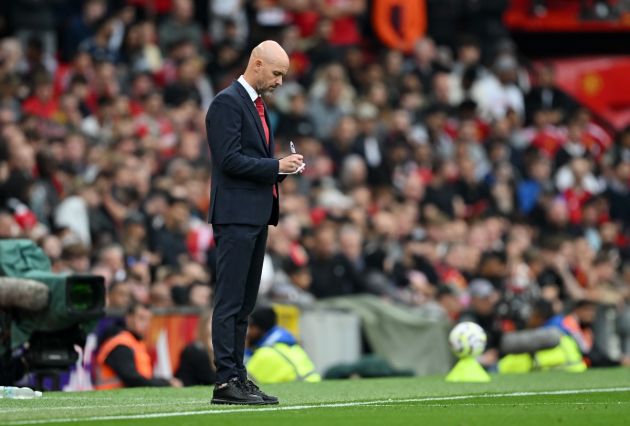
[22,296,452,390]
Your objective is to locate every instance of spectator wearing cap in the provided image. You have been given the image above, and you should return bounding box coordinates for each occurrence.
[471,53,524,121]
[246,306,320,384]
[459,278,502,367]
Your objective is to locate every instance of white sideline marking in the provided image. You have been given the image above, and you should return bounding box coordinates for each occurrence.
[0,399,210,414]
[420,401,630,408]
[4,386,630,425]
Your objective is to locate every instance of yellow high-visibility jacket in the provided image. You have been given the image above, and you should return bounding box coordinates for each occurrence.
[498,335,587,374]
[247,343,321,384]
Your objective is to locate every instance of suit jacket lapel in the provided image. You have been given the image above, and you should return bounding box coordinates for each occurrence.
[264,106,274,156]
[234,82,271,156]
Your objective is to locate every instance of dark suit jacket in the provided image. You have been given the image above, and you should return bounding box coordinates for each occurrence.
[525,86,576,124]
[206,81,283,226]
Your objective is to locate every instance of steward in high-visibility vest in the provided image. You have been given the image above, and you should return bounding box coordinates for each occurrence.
[93,303,179,389]
[94,329,154,389]
[498,334,587,373]
[498,299,595,374]
[246,306,321,384]
[248,342,321,384]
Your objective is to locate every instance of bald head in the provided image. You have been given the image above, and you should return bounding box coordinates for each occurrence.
[243,40,290,95]
[250,41,289,65]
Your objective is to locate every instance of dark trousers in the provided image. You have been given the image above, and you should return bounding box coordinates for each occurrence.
[211,223,268,384]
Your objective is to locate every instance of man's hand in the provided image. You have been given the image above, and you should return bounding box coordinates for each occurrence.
[279,154,304,174]
[169,378,183,388]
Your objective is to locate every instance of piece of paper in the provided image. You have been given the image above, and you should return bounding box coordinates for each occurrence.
[279,163,306,175]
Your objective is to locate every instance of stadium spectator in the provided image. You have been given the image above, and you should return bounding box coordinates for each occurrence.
[94,303,183,389]
[107,280,133,310]
[308,223,365,298]
[158,0,204,54]
[176,310,216,386]
[246,306,320,384]
[62,0,108,61]
[525,63,576,125]
[472,54,524,121]
[459,279,503,367]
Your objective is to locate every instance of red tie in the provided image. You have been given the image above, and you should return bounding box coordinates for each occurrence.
[254,96,277,198]
[255,97,270,145]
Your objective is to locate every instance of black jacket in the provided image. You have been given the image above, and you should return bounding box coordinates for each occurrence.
[206,81,285,226]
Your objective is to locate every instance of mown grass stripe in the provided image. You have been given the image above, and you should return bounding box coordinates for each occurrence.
[5,386,630,425]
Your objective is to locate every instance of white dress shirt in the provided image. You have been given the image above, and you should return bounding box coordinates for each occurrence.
[237,75,259,102]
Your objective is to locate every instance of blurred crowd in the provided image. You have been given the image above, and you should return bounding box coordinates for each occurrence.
[0,0,629,367]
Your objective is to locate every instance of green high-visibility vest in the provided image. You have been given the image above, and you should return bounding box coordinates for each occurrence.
[498,335,587,374]
[247,343,322,384]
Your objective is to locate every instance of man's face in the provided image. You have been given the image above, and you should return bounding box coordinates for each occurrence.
[127,307,153,338]
[471,295,497,316]
[255,58,289,95]
[246,324,263,348]
[108,283,131,309]
[576,305,596,327]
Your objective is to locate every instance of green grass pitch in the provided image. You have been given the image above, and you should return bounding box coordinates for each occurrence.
[1,368,629,426]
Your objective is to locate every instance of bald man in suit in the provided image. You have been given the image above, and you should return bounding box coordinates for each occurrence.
[206,41,304,405]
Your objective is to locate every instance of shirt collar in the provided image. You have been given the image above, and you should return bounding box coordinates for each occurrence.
[237,75,259,103]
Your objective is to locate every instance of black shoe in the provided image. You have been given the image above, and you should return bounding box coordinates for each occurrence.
[243,379,279,405]
[211,378,265,405]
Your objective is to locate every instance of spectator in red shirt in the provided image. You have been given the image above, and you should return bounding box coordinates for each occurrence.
[316,0,365,47]
[22,72,59,119]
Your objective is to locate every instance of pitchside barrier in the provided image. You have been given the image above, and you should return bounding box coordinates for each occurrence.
[20,296,453,390]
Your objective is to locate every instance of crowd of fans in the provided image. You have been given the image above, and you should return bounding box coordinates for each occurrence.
[0,0,629,367]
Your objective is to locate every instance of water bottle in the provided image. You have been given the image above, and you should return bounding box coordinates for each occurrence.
[0,386,43,399]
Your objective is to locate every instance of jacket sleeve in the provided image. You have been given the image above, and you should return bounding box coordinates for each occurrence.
[207,97,279,185]
[104,345,171,387]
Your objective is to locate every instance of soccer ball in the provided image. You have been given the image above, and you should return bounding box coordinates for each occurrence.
[449,322,487,358]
